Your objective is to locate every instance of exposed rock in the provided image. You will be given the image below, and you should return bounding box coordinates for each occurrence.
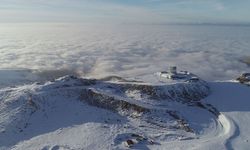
[131,134,147,142]
[237,73,250,84]
[120,81,210,102]
[80,88,149,115]
[125,139,135,147]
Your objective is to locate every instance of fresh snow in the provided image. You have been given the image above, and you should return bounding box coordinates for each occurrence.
[0,74,249,150]
[153,81,250,150]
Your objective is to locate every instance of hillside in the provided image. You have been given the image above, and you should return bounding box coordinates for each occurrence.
[0,75,249,150]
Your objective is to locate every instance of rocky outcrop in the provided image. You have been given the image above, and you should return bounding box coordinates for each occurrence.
[237,73,250,84]
[80,88,149,115]
[117,81,210,103]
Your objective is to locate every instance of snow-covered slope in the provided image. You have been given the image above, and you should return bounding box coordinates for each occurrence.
[204,82,250,150]
[153,81,250,150]
[0,75,249,150]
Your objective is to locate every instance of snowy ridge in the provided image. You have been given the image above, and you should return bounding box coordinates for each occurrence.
[0,75,249,149]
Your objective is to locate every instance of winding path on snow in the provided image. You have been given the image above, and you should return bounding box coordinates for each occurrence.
[156,81,250,150]
[204,82,250,150]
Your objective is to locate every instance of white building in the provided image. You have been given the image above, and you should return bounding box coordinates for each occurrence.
[156,66,194,81]
[156,66,178,79]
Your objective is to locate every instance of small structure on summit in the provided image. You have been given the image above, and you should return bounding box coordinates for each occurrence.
[156,66,199,82]
[156,66,187,79]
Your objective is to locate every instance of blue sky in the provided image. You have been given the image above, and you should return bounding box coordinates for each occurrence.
[0,0,250,24]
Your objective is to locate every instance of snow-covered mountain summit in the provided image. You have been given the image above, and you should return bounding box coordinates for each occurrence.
[0,74,249,150]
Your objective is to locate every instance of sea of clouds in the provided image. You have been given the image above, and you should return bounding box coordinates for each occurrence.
[0,23,250,81]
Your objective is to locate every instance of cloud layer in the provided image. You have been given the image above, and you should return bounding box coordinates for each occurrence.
[0,23,250,81]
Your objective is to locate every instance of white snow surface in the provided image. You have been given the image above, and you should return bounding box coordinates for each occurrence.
[156,81,250,150]
[0,74,249,150]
